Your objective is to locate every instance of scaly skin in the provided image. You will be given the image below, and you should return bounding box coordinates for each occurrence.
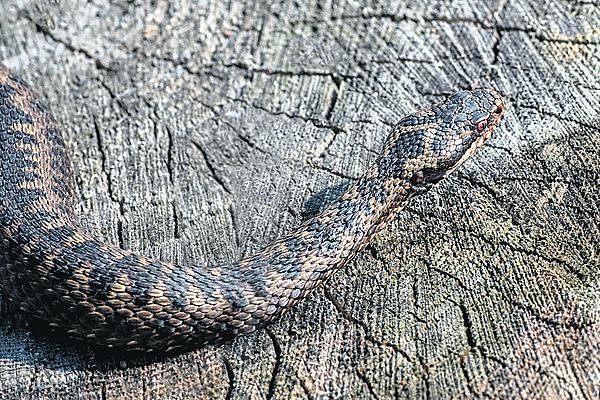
[0,64,506,352]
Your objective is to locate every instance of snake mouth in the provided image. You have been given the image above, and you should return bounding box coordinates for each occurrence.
[489,99,506,134]
[481,91,506,144]
[478,105,505,148]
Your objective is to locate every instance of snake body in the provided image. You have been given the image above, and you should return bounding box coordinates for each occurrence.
[0,63,505,352]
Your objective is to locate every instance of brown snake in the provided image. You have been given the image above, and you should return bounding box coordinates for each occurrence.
[0,63,506,352]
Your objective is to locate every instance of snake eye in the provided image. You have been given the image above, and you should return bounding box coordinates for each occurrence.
[476,120,487,133]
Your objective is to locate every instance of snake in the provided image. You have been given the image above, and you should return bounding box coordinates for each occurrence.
[0,63,506,353]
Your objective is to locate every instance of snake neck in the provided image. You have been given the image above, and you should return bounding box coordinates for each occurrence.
[244,169,414,288]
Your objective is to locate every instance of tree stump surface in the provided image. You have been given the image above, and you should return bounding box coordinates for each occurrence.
[0,1,598,399]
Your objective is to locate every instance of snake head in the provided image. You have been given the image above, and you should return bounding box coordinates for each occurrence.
[380,88,506,188]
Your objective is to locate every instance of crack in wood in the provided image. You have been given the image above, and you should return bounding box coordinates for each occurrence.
[457,171,502,201]
[96,78,132,117]
[356,368,380,399]
[517,105,600,132]
[189,139,233,195]
[164,124,175,185]
[228,204,240,250]
[92,116,125,247]
[427,266,470,292]
[472,231,588,283]
[264,328,282,400]
[222,356,235,400]
[24,13,116,72]
[171,201,180,239]
[323,287,414,364]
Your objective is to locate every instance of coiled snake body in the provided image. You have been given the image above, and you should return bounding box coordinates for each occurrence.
[0,64,505,352]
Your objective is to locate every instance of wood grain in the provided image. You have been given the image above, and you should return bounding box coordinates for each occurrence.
[0,0,598,399]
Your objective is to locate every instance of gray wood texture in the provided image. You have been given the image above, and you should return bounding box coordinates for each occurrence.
[0,0,598,399]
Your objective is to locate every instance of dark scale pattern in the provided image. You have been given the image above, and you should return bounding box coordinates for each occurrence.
[0,63,506,352]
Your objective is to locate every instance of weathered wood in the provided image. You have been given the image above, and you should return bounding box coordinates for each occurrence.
[0,0,598,399]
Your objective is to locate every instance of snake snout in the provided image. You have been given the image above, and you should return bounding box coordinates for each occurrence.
[472,88,506,139]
